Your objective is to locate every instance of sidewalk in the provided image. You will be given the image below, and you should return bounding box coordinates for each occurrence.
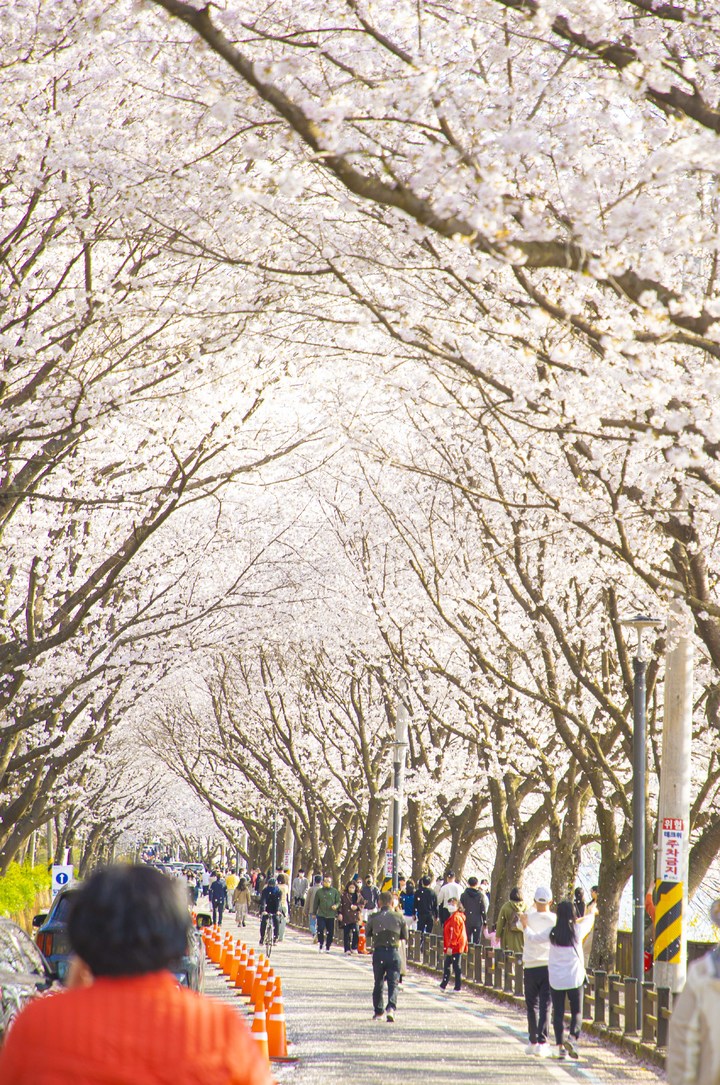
[207,915,666,1084]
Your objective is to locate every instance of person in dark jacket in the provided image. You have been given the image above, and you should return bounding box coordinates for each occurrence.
[460,877,487,945]
[414,874,438,937]
[366,891,409,1022]
[208,872,228,926]
[259,878,282,944]
[339,880,363,953]
[361,876,379,914]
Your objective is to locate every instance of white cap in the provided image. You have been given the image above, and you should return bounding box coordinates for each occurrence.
[534,886,552,904]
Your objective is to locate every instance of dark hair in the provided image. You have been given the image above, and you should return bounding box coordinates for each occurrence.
[573,887,586,917]
[277,874,285,884]
[549,900,578,947]
[405,879,415,892]
[509,886,522,903]
[591,885,599,894]
[422,875,432,886]
[445,870,455,880]
[468,877,478,887]
[345,881,356,894]
[238,877,247,890]
[68,865,190,977]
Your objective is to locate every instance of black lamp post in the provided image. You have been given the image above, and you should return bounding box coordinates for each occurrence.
[621,614,662,1027]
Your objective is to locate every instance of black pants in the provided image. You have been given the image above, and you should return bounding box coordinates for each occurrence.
[260,913,279,942]
[373,947,401,1012]
[438,906,449,926]
[441,953,462,990]
[467,925,483,945]
[317,915,335,948]
[343,922,359,952]
[550,984,583,1044]
[417,913,434,935]
[524,965,551,1044]
[211,901,225,925]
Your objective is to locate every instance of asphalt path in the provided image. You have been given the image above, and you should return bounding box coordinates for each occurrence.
[205,914,666,1085]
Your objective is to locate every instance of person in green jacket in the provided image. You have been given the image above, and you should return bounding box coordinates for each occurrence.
[313,874,341,952]
[496,887,526,953]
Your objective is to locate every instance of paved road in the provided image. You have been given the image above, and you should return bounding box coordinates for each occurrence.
[206,915,666,1084]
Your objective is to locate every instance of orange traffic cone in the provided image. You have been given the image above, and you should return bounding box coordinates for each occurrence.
[228,942,242,983]
[209,928,221,963]
[357,924,367,954]
[241,953,257,998]
[251,962,269,1006]
[251,990,270,1062]
[234,946,249,990]
[236,946,250,989]
[267,978,289,1059]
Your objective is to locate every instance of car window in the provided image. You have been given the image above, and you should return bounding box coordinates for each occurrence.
[49,893,76,923]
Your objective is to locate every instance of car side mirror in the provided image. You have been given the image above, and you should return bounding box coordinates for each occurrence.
[32,914,48,928]
[195,913,212,929]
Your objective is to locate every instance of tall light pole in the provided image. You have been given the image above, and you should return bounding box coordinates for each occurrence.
[390,701,409,892]
[271,809,278,875]
[621,614,662,1028]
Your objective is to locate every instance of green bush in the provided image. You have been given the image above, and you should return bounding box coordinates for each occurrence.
[0,862,50,917]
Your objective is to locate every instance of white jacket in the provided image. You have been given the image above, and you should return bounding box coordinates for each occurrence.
[523,911,556,967]
[436,881,463,909]
[524,913,594,989]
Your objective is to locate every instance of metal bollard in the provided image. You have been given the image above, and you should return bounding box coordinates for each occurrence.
[593,970,607,1026]
[623,977,639,1036]
[656,987,671,1048]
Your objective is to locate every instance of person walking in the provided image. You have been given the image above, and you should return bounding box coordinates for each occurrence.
[460,877,487,945]
[436,871,463,925]
[209,871,229,926]
[313,874,341,952]
[0,865,272,1085]
[415,874,438,939]
[232,877,252,927]
[361,875,379,918]
[496,887,526,953]
[340,880,363,954]
[399,878,416,930]
[440,897,468,991]
[305,873,322,939]
[259,877,282,945]
[201,867,210,898]
[521,886,555,1057]
[366,890,409,1022]
[292,869,309,907]
[667,899,720,1085]
[520,899,595,1060]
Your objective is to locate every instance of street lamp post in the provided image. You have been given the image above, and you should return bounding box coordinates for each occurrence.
[271,809,278,875]
[391,702,409,892]
[621,614,662,1028]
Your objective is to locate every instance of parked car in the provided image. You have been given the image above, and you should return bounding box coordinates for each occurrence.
[0,918,56,1044]
[34,885,208,991]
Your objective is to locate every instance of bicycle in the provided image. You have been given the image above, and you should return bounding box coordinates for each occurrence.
[261,911,276,957]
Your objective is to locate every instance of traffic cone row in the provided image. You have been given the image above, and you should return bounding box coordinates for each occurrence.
[204,929,290,1062]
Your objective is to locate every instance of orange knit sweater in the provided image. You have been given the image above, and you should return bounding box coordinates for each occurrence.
[0,971,273,1085]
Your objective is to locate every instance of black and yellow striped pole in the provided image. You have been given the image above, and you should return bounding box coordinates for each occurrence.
[654,602,693,993]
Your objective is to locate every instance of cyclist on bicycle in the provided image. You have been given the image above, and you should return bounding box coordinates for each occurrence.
[259,877,282,945]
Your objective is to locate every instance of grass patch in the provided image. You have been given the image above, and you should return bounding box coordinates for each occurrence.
[0,862,50,917]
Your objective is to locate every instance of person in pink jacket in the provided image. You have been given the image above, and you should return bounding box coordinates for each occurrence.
[440,898,468,992]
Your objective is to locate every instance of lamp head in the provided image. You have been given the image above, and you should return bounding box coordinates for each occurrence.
[621,615,663,660]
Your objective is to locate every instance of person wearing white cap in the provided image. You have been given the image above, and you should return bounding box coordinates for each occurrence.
[522,887,555,1057]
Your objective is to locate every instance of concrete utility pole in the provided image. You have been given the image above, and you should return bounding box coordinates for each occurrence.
[389,701,409,892]
[654,600,693,992]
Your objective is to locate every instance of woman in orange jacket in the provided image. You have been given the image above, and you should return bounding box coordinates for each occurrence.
[440,897,468,992]
[0,865,273,1085]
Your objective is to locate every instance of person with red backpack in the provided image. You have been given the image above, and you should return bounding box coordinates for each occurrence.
[440,897,468,992]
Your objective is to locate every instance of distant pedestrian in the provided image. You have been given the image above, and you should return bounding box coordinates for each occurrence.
[361,875,379,917]
[496,887,526,953]
[305,874,322,938]
[521,887,555,1058]
[440,898,468,991]
[460,878,487,945]
[479,878,491,914]
[366,890,409,1022]
[313,874,341,952]
[209,871,228,926]
[233,877,251,927]
[436,871,463,925]
[292,869,309,907]
[415,874,438,938]
[340,880,363,954]
[201,868,210,897]
[573,887,586,917]
[520,899,595,1060]
[259,878,282,945]
[399,878,416,929]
